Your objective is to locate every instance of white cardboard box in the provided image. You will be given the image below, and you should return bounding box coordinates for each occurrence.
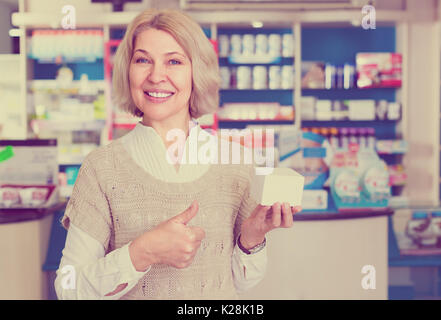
[315,100,333,121]
[348,100,376,120]
[250,167,305,206]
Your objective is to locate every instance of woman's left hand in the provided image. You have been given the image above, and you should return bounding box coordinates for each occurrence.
[239,202,302,250]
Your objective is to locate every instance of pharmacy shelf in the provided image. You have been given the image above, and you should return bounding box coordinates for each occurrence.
[30,119,106,132]
[219,56,294,65]
[301,121,400,136]
[301,121,399,140]
[28,57,101,64]
[215,24,299,128]
[302,87,401,91]
[15,8,419,204]
[220,89,293,92]
[11,10,410,30]
[220,89,294,106]
[218,119,294,129]
[301,88,397,101]
[302,120,398,125]
[11,11,138,28]
[219,117,294,122]
[29,80,105,95]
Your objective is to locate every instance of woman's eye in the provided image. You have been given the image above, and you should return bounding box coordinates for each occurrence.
[169,59,181,65]
[135,58,149,64]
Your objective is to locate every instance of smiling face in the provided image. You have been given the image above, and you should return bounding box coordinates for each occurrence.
[129,28,193,126]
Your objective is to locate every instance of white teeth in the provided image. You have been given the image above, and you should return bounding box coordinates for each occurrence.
[146,91,173,98]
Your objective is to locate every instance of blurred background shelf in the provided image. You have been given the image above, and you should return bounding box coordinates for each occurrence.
[220,56,294,65]
[30,119,106,132]
[2,0,440,301]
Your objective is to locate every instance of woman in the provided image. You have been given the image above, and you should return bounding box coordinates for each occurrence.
[55,8,301,300]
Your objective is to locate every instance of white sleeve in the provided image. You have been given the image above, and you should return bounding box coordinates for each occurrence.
[55,223,150,300]
[231,242,267,294]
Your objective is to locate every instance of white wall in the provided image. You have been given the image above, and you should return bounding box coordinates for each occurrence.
[404,22,440,205]
[239,217,388,300]
[402,0,440,206]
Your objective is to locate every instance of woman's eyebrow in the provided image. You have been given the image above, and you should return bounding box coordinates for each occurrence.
[133,49,186,58]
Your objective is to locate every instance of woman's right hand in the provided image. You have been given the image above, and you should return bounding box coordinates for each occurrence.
[128,200,205,271]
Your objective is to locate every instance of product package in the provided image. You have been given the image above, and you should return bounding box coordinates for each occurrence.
[250,167,305,206]
[329,147,391,210]
[348,100,376,121]
[375,140,408,154]
[301,189,328,210]
[315,100,333,121]
[0,184,57,209]
[0,140,59,209]
[300,96,316,120]
[356,52,402,88]
[280,130,331,189]
[301,61,325,89]
[388,164,407,186]
[242,125,302,166]
[276,130,331,210]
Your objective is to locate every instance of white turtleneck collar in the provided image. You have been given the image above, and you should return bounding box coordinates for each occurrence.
[120,119,211,183]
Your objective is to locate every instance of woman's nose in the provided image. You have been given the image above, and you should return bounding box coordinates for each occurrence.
[147,63,167,83]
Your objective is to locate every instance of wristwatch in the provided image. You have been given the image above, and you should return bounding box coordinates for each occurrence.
[237,235,266,255]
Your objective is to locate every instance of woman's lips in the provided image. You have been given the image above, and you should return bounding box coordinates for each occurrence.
[143,91,175,102]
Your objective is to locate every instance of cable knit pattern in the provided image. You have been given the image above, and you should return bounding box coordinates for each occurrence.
[61,137,259,300]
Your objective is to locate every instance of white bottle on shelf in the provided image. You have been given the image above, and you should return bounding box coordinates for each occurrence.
[220,67,231,89]
[230,34,242,57]
[218,35,229,57]
[268,66,281,89]
[268,34,281,57]
[281,65,293,89]
[282,33,294,57]
[242,34,255,57]
[237,66,252,89]
[253,66,267,90]
[255,34,268,56]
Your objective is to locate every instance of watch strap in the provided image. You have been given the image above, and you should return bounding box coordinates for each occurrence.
[237,235,266,255]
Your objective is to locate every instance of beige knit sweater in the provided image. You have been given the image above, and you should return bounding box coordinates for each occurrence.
[61,137,259,300]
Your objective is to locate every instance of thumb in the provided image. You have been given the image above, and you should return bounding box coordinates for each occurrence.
[172,200,199,225]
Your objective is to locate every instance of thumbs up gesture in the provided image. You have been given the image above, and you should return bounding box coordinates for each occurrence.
[129,200,206,271]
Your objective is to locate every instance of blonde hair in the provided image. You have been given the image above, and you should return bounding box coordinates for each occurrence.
[112,9,220,119]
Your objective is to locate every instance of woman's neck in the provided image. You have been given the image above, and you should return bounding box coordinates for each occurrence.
[141,112,192,149]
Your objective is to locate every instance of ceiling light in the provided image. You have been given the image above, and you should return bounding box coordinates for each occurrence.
[9,29,23,37]
[351,19,361,27]
[252,21,263,28]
